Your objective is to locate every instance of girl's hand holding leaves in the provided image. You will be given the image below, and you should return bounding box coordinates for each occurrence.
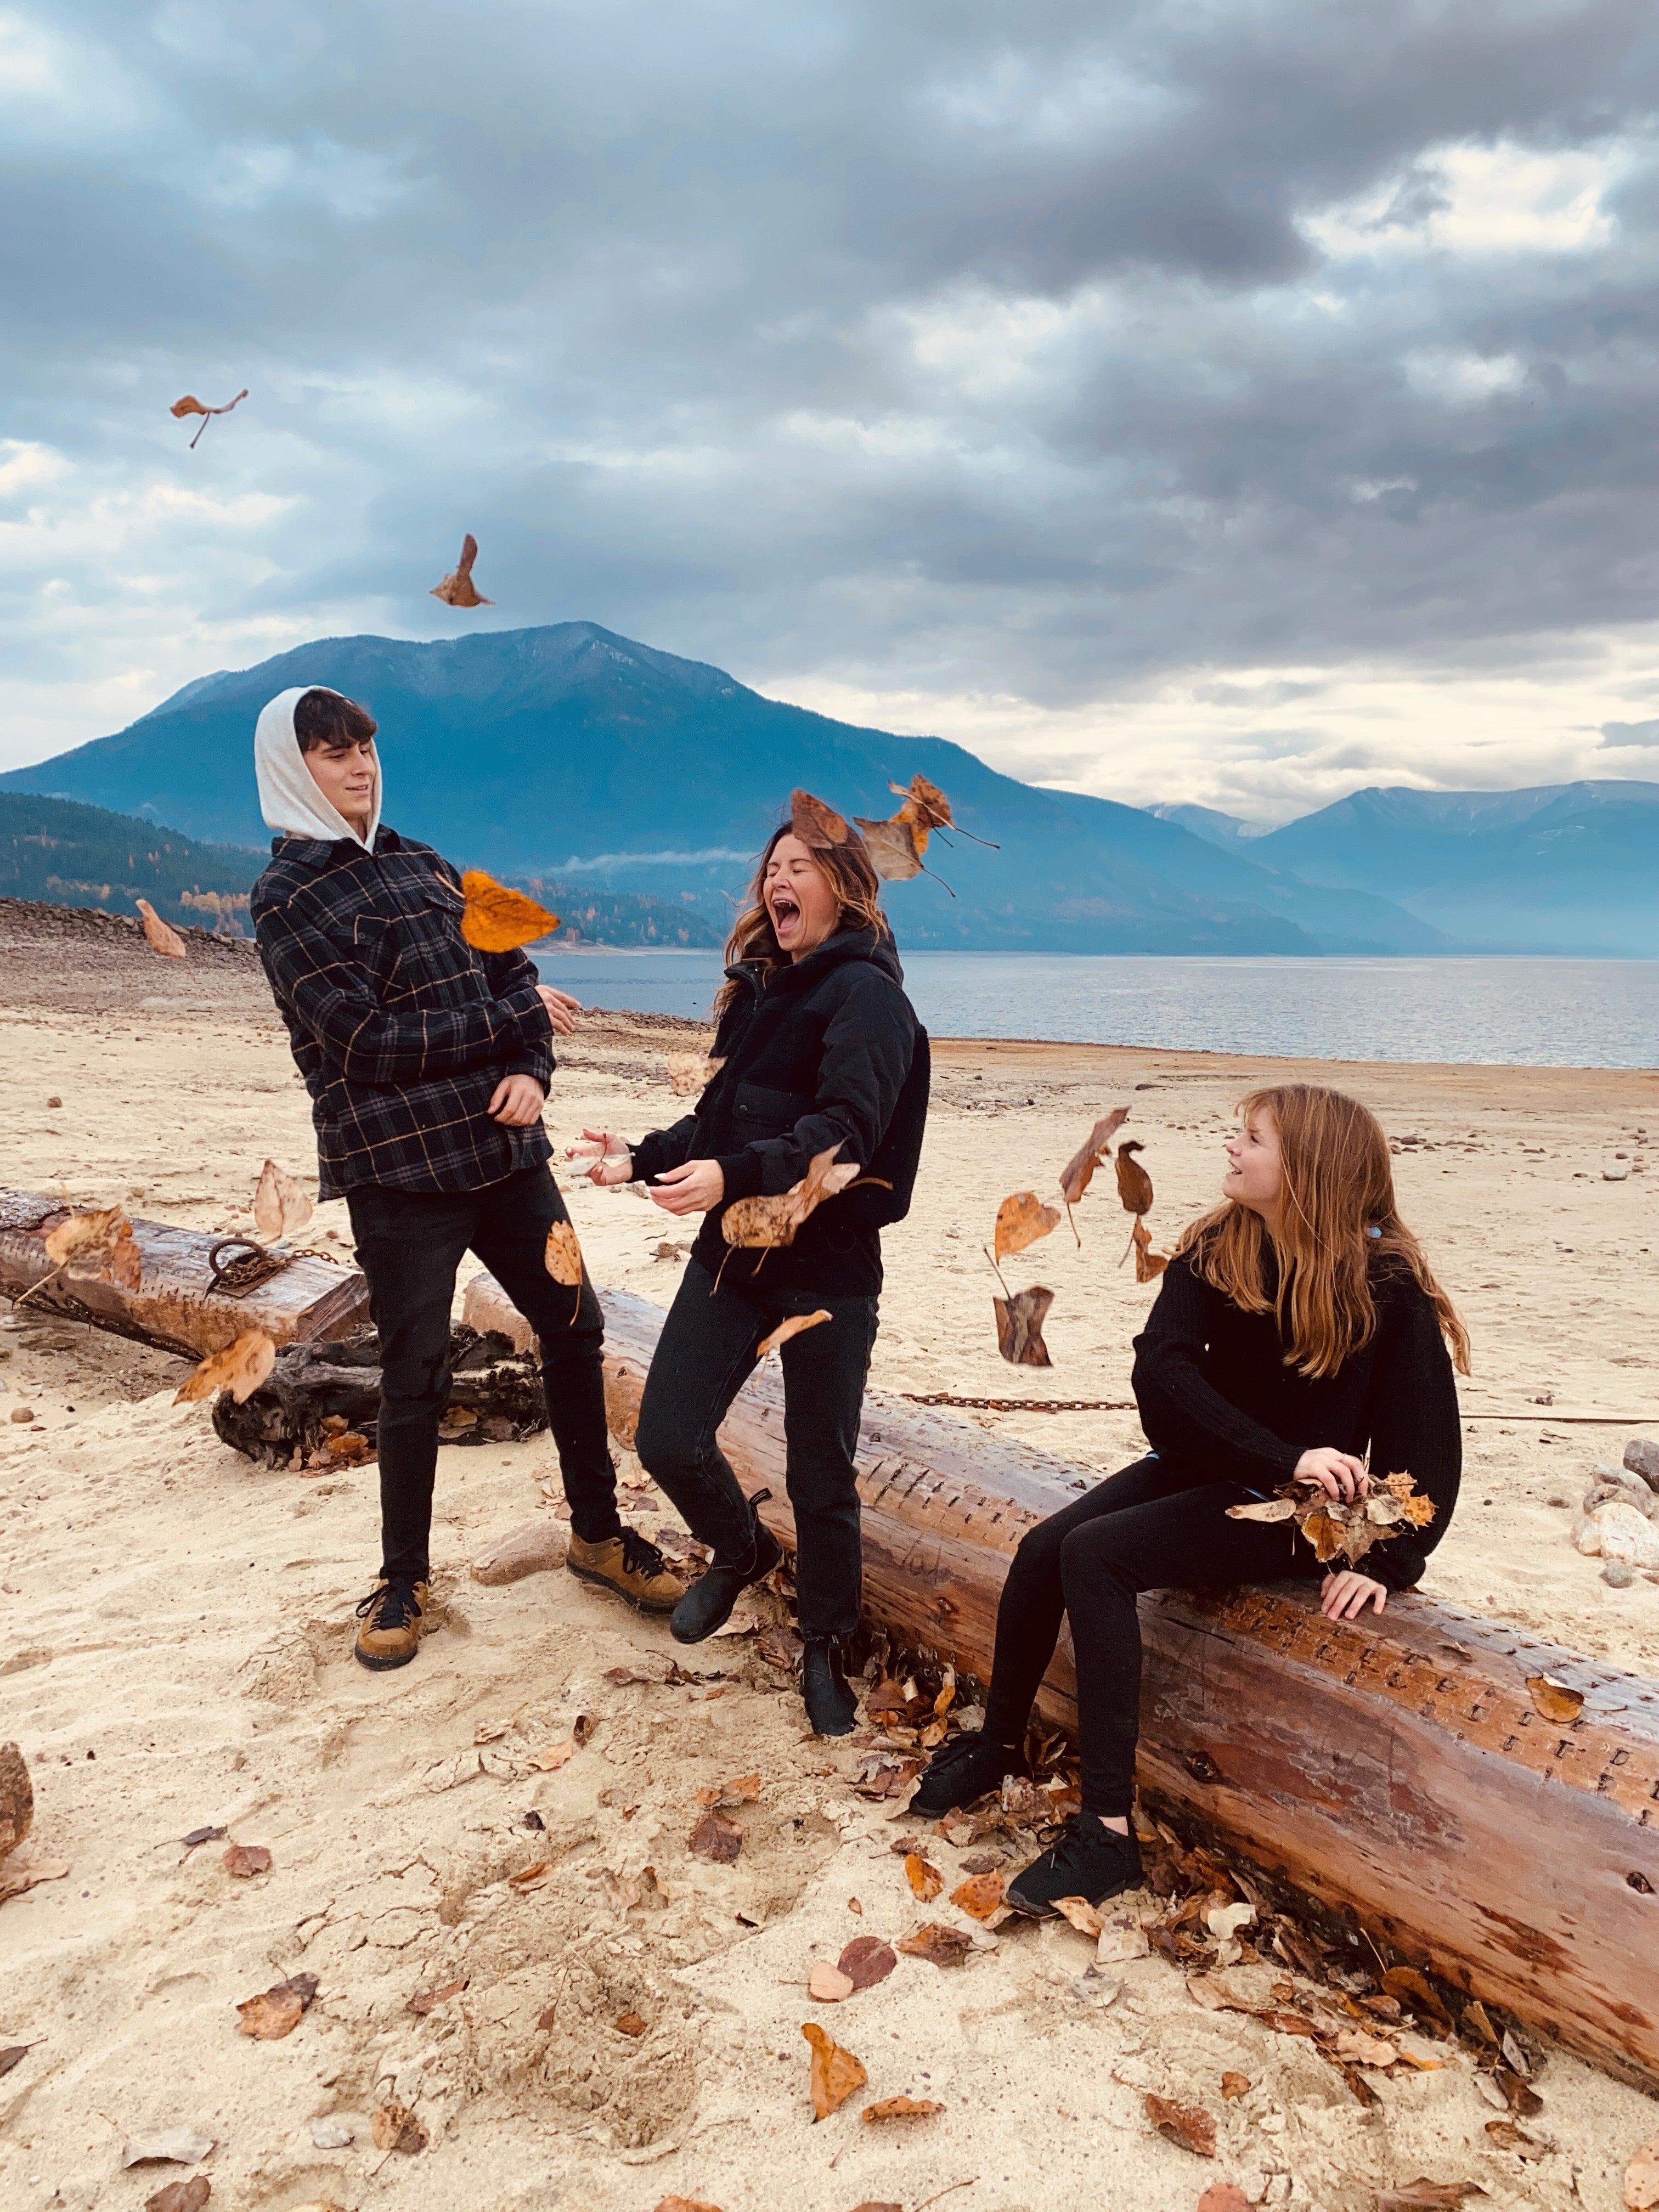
[567,1129,634,1185]
[1293,1446,1371,1502]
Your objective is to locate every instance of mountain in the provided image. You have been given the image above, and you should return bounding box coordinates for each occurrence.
[0,792,263,933]
[1144,802,1260,849]
[0,622,1455,957]
[1251,782,1659,955]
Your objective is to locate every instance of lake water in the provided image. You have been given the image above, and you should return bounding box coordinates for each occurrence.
[535,950,1659,1070]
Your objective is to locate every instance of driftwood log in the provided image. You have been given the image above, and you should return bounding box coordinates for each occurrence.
[0,1188,369,1358]
[211,1327,549,1468]
[462,1273,1659,2092]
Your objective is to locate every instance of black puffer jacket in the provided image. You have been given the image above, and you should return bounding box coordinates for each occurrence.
[630,928,926,1297]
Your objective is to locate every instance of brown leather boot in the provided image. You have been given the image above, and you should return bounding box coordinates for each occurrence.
[354,1578,429,1670]
[566,1530,685,1615]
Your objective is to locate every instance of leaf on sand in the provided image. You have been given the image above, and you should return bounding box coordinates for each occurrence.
[175,1330,276,1407]
[1198,2191,1253,2212]
[407,1978,467,2016]
[1381,1965,1454,2031]
[950,1871,1006,1921]
[1624,2140,1659,2212]
[370,2102,428,2153]
[905,1852,944,1901]
[689,1808,744,1864]
[837,1936,897,1989]
[723,1143,861,1250]
[222,1843,272,1878]
[0,2046,30,2079]
[791,789,852,848]
[170,387,247,448]
[994,1192,1062,1260]
[431,532,493,607]
[757,1310,831,1359]
[1114,1140,1154,1217]
[145,2180,211,2212]
[135,898,188,958]
[862,2096,943,2121]
[1131,1218,1169,1282]
[527,1740,574,1772]
[654,2197,726,2212]
[252,1160,312,1240]
[1050,1895,1104,1939]
[1143,2091,1216,2157]
[896,1923,975,1967]
[854,815,924,881]
[1058,1109,1130,1212]
[696,1772,761,1808]
[808,1962,856,2002]
[1526,1673,1584,1723]
[236,1973,318,2040]
[1374,2185,1488,2212]
[459,868,557,951]
[544,1220,584,1288]
[993,1286,1053,1368]
[615,2010,648,2036]
[1220,2071,1251,2101]
[121,2129,215,2169]
[802,2020,867,2119]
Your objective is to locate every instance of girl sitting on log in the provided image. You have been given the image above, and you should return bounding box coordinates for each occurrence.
[568,808,929,1736]
[911,1082,1470,1915]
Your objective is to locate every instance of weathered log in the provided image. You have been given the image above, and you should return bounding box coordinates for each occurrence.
[210,1326,548,1467]
[464,1272,1659,2092]
[0,1188,368,1359]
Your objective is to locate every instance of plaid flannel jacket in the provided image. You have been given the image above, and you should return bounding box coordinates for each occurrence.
[251,826,555,1199]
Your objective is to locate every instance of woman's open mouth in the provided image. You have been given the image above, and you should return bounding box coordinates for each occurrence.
[770,889,802,936]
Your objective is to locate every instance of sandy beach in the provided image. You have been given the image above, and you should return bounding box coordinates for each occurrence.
[1,906,1656,2212]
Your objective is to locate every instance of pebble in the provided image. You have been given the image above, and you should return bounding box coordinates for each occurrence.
[309,2117,354,2148]
[1602,1560,1638,1589]
[9,1407,33,1424]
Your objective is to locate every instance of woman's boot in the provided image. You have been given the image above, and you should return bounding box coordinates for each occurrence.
[801,1634,858,1736]
[669,1490,781,1645]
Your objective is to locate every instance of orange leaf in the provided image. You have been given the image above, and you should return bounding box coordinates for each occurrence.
[370,2101,428,2153]
[252,1159,312,1240]
[1143,2090,1215,2157]
[169,387,248,449]
[136,899,187,958]
[174,1329,276,1406]
[460,869,558,951]
[950,1871,1006,1921]
[1131,1218,1169,1282]
[222,1843,271,1878]
[757,1310,831,1359]
[1114,1140,1154,1216]
[1526,1673,1584,1723]
[1058,1109,1130,1218]
[904,1852,943,1902]
[895,1922,974,1967]
[853,816,923,880]
[861,2096,943,2121]
[544,1220,584,1288]
[431,532,493,608]
[802,2020,867,2119]
[790,789,851,848]
[993,1286,1053,1367]
[994,1191,1061,1260]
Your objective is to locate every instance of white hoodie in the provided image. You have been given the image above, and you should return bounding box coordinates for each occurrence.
[253,686,383,850]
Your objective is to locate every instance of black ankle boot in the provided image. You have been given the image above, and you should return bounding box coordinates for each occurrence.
[801,1635,857,1736]
[669,1490,782,1645]
[909,1728,1027,1817]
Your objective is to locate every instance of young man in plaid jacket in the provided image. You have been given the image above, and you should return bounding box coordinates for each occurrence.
[250,684,682,1668]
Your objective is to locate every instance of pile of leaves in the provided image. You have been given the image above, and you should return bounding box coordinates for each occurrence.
[1227,1469,1436,1569]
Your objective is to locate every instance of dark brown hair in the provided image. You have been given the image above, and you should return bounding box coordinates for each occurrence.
[1174,1082,1471,1381]
[713,821,889,1017]
[294,689,378,754]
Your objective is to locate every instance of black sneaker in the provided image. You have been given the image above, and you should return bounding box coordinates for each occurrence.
[907,1729,1026,1818]
[1005,1817,1142,1918]
[802,1635,858,1737]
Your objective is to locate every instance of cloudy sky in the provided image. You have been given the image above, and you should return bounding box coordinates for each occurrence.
[5,0,1659,821]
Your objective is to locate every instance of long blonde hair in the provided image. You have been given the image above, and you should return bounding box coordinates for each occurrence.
[713,821,890,1018]
[1175,1083,1471,1381]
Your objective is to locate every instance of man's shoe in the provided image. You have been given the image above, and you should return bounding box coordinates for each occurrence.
[354,1578,429,1671]
[669,1491,781,1645]
[566,1529,686,1615]
[1005,1816,1142,1918]
[802,1635,857,1736]
[908,1729,1027,1818]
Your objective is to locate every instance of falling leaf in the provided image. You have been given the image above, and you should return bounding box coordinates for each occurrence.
[43,1203,131,1271]
[170,387,248,448]
[1197,2191,1252,2212]
[854,815,924,881]
[862,2096,943,2122]
[136,899,188,958]
[1050,1895,1104,1939]
[252,1160,312,1240]
[1115,1140,1154,1217]
[1374,2185,1487,2212]
[174,1330,276,1406]
[1131,1218,1170,1282]
[222,1843,272,1878]
[544,1220,584,1288]
[431,532,493,607]
[144,2180,211,2212]
[905,1853,944,1901]
[1220,2071,1251,2101]
[110,1229,143,1289]
[896,1923,975,1967]
[1058,1109,1130,1234]
[121,2130,216,2169]
[615,2010,648,2036]
[838,1936,897,1989]
[994,1192,1062,1260]
[407,1978,468,2016]
[527,1740,575,1772]
[460,869,558,951]
[791,789,852,848]
[802,2021,867,2120]
[809,1962,856,2002]
[689,1808,744,1864]
[757,1310,832,1358]
[951,1872,1006,1921]
[696,1772,761,1809]
[236,1973,318,2040]
[993,1286,1054,1367]
[667,1051,723,1096]
[1624,2140,1659,2212]
[1526,1674,1584,1723]
[1143,2091,1216,2157]
[371,2102,428,2153]
[723,1143,861,1250]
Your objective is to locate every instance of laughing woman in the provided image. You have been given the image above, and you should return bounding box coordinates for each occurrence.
[569,817,928,1736]
[910,1082,1470,1914]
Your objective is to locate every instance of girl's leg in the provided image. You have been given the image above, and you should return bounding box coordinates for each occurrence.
[634,1262,769,1561]
[776,1292,878,1639]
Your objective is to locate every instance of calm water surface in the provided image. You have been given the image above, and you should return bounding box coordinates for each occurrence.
[535,950,1658,1070]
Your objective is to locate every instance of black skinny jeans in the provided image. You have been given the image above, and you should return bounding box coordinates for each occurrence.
[634,1258,877,1639]
[981,1454,1314,1818]
[346,1165,620,1584]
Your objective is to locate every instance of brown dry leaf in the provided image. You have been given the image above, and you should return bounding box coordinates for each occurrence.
[509,1860,551,1889]
[697,1771,761,1809]
[1131,1218,1170,1282]
[1624,2140,1659,2212]
[802,2019,867,2120]
[862,2096,943,2122]
[1197,2191,1252,2212]
[1220,2070,1251,2101]
[757,1310,832,1358]
[615,2010,648,2036]
[1334,2027,1398,2067]
[994,1191,1062,1260]
[527,1740,574,1772]
[723,1142,860,1249]
[1526,1673,1584,1723]
[854,815,924,881]
[431,532,493,607]
[1050,1895,1104,1939]
[993,1286,1053,1367]
[175,1330,276,1406]
[145,2181,211,2212]
[1058,1108,1130,1215]
[1381,1965,1454,2031]
[951,1871,1006,1921]
[170,387,247,448]
[42,1203,131,1270]
[235,1973,318,2040]
[1226,1497,1299,1524]
[370,2102,428,2154]
[896,1923,975,1967]
[544,1220,584,1288]
[689,1808,744,1864]
[460,868,557,951]
[109,1229,143,1290]
[889,772,963,844]
[252,1159,312,1240]
[838,1936,898,1989]
[905,1852,944,1902]
[1114,1139,1154,1217]
[654,2198,725,2212]
[809,1962,856,2002]
[407,1978,467,2016]
[1374,2185,1487,2212]
[1143,2091,1216,2157]
[221,1843,272,1878]
[0,2046,30,2079]
[136,899,188,958]
[791,789,852,848]
[667,1051,722,1096]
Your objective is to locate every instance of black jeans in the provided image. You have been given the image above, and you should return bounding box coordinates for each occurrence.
[981,1454,1312,1818]
[634,1259,877,1639]
[346,1166,620,1584]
